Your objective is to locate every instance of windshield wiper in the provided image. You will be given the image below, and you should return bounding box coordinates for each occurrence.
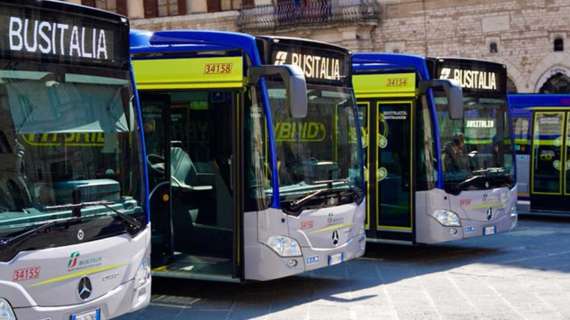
[289,189,326,211]
[0,218,76,251]
[44,200,143,235]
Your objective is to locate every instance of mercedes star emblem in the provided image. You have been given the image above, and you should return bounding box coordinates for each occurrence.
[332,230,339,246]
[78,277,92,300]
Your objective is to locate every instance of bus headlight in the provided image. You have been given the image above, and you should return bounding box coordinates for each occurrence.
[0,298,16,320]
[433,209,461,227]
[266,235,302,257]
[134,256,151,289]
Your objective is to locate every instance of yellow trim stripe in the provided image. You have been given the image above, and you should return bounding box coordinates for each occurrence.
[310,223,353,234]
[30,263,126,287]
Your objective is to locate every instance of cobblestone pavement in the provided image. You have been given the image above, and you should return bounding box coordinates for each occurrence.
[121,216,570,320]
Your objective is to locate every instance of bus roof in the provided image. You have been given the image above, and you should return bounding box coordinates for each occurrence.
[508,93,570,109]
[352,53,505,82]
[1,0,127,22]
[130,30,350,68]
[352,53,430,79]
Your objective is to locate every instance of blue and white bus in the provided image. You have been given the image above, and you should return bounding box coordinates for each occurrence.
[0,1,151,319]
[509,93,570,214]
[130,30,366,281]
[353,53,518,244]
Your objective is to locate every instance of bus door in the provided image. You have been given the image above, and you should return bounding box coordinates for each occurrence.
[140,95,174,266]
[375,100,414,241]
[530,109,570,211]
[354,73,416,242]
[140,89,242,281]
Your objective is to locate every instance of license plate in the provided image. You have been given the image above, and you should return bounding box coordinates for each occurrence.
[328,253,343,266]
[71,309,100,320]
[484,226,496,236]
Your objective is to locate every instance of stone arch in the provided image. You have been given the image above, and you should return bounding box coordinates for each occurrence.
[539,72,570,93]
[529,52,570,92]
[483,57,526,92]
[507,77,518,93]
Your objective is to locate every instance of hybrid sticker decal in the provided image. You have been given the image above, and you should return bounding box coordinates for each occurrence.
[275,121,327,142]
[12,266,41,282]
[22,133,106,147]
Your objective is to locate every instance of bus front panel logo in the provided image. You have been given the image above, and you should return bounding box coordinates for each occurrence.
[78,277,93,300]
[332,230,339,246]
[68,251,80,270]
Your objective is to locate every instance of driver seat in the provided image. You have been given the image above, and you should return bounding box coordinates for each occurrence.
[170,146,196,188]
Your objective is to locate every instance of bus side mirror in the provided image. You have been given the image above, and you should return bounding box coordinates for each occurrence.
[418,79,464,120]
[248,64,308,118]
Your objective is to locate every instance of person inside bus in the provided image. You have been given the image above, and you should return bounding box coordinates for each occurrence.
[443,132,470,174]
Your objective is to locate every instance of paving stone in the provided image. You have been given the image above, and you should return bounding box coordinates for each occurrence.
[118,217,570,320]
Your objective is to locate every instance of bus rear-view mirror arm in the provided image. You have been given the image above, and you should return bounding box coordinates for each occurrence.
[418,79,464,120]
[248,64,308,118]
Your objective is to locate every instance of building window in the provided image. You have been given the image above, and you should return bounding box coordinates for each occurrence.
[554,37,564,52]
[143,0,186,18]
[81,0,127,15]
[489,42,498,53]
[208,0,222,12]
[242,0,255,9]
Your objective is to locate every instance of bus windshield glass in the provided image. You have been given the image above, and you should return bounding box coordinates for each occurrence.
[0,64,143,240]
[268,82,363,205]
[436,92,514,193]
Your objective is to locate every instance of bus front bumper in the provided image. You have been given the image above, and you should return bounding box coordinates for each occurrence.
[416,210,517,244]
[10,276,150,320]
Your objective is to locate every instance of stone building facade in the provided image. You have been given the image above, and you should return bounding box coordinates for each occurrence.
[69,0,570,93]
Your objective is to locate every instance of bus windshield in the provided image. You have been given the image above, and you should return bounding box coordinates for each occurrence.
[268,83,363,204]
[0,65,143,239]
[436,93,514,193]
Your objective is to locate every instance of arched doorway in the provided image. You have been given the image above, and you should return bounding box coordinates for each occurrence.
[507,77,518,93]
[539,72,570,93]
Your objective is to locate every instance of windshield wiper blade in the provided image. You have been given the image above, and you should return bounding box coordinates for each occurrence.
[290,189,326,210]
[44,200,143,235]
[0,217,81,251]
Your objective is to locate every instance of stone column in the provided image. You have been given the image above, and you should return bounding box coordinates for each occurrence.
[128,0,145,19]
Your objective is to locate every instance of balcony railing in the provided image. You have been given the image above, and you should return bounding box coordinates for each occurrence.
[238,0,380,32]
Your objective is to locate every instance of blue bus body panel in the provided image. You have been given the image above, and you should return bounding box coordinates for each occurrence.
[508,93,570,121]
[351,53,444,188]
[129,29,282,208]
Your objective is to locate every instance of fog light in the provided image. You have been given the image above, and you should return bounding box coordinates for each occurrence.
[287,259,298,268]
[449,228,458,235]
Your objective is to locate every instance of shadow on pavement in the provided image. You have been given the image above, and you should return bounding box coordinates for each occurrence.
[121,216,570,319]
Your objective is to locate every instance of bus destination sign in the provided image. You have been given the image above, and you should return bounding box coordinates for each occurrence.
[435,60,506,93]
[270,44,348,83]
[0,3,126,67]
